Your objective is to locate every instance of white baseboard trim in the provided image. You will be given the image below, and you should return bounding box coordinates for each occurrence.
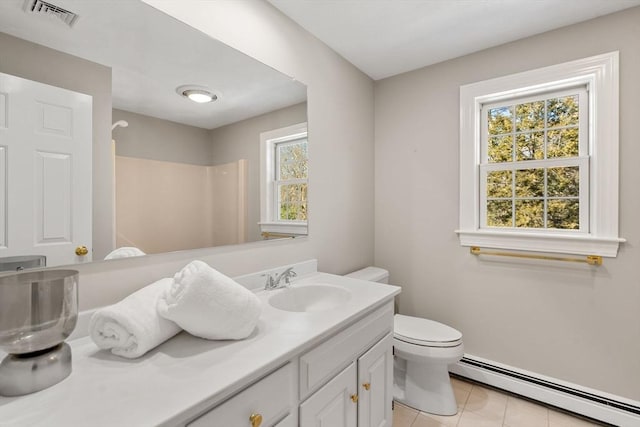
[450,355,640,427]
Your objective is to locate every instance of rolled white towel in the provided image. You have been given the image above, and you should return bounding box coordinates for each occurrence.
[104,247,146,260]
[157,260,261,340]
[89,278,182,358]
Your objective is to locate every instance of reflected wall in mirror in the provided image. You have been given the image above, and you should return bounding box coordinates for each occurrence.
[0,0,308,270]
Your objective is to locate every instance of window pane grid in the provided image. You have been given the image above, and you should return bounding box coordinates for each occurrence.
[485,197,579,205]
[275,139,308,181]
[272,136,308,223]
[486,92,582,164]
[276,182,308,221]
[484,164,582,230]
[481,88,586,232]
[489,123,579,142]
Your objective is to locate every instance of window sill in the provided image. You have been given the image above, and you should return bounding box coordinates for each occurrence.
[455,229,625,257]
[259,221,308,236]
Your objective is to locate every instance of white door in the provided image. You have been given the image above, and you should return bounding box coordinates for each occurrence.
[300,362,357,427]
[0,72,92,267]
[358,333,394,427]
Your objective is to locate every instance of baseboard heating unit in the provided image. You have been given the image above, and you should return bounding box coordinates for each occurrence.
[450,355,640,427]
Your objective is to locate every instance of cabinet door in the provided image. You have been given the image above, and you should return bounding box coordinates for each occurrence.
[300,362,357,427]
[358,333,393,427]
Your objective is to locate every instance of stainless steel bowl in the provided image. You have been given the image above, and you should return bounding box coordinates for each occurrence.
[0,270,78,354]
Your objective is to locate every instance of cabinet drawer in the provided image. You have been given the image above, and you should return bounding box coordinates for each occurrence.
[188,363,294,427]
[299,302,393,399]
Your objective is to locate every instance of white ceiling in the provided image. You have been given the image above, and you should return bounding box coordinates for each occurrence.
[0,0,306,129]
[268,0,640,80]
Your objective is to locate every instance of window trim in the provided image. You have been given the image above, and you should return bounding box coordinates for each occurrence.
[457,52,624,257]
[259,122,308,235]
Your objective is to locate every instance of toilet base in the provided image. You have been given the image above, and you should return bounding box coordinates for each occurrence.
[394,357,459,416]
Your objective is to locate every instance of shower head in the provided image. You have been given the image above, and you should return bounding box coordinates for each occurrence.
[111,120,129,131]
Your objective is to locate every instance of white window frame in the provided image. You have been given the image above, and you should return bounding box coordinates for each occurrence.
[457,52,624,257]
[259,122,308,235]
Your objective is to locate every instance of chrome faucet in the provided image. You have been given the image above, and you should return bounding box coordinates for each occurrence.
[264,267,297,290]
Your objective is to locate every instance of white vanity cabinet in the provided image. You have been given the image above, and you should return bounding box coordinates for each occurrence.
[299,304,394,427]
[184,302,394,427]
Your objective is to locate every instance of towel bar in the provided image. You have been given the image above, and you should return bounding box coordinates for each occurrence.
[261,231,297,239]
[470,246,602,266]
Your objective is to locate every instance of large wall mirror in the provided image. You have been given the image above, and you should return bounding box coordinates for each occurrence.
[0,0,308,270]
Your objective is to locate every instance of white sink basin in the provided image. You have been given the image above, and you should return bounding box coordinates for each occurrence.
[268,284,351,312]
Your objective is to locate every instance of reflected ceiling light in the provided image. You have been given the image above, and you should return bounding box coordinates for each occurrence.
[176,85,218,103]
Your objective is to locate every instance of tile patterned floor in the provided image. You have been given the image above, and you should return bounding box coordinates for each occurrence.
[392,376,608,427]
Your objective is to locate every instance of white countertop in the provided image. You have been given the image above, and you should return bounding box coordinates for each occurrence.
[0,272,399,427]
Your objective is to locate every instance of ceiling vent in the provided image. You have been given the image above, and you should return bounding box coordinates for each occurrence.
[23,0,79,27]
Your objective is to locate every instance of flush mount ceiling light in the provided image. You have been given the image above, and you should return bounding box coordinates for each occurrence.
[176,85,218,103]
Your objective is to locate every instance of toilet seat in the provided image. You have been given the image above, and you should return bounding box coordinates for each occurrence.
[394,314,462,348]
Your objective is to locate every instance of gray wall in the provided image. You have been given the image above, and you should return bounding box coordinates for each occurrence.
[209,102,307,242]
[112,109,213,165]
[374,7,640,400]
[0,32,113,260]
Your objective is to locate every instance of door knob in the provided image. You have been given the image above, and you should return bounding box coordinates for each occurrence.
[249,413,262,427]
[75,246,89,256]
[351,394,359,403]
[363,382,371,391]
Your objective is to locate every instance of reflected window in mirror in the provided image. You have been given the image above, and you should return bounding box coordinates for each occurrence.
[260,123,308,238]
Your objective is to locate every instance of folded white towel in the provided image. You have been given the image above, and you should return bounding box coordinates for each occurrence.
[89,278,181,358]
[104,247,146,260]
[157,260,261,340]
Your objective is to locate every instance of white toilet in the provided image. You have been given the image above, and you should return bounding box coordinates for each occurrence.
[345,267,464,416]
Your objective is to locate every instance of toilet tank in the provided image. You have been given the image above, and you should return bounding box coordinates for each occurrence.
[345,266,389,284]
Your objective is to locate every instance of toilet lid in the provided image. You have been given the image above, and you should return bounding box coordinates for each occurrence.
[394,314,463,347]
